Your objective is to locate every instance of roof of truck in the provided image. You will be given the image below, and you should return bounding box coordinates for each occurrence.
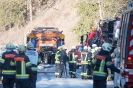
[35,27,56,30]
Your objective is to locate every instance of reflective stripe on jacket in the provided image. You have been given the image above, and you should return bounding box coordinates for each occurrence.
[68,51,76,64]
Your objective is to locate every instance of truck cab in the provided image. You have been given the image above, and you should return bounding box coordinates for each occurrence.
[75,44,84,65]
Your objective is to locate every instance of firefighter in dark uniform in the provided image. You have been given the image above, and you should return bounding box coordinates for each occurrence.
[59,47,68,78]
[0,42,18,88]
[25,41,39,88]
[10,44,32,88]
[68,46,77,78]
[91,43,123,88]
[81,46,92,79]
[87,46,93,79]
[55,46,62,78]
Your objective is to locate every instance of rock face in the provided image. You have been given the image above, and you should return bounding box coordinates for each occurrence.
[0,0,79,50]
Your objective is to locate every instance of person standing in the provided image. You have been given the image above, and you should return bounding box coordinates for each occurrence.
[25,41,39,88]
[10,44,32,88]
[0,42,17,88]
[55,46,62,78]
[68,46,77,78]
[59,47,68,78]
[80,46,92,79]
[91,43,123,88]
[87,46,92,79]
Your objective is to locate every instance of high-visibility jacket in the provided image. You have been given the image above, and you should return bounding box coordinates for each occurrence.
[92,50,120,80]
[81,50,92,64]
[25,50,39,73]
[0,51,17,78]
[68,51,76,64]
[55,51,61,64]
[10,53,32,82]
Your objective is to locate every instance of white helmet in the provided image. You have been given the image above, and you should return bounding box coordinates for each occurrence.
[95,47,99,51]
[102,43,112,52]
[72,46,76,49]
[27,41,34,49]
[88,47,91,51]
[92,44,97,47]
[84,46,88,50]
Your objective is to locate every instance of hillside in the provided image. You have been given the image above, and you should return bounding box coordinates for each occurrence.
[0,0,79,50]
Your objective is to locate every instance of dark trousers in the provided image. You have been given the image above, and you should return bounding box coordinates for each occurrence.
[59,62,67,78]
[31,73,37,88]
[16,79,31,88]
[93,79,106,88]
[69,63,76,77]
[88,64,92,77]
[81,64,88,78]
[2,78,15,88]
[55,63,60,76]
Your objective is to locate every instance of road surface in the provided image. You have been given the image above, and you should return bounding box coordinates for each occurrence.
[0,64,114,88]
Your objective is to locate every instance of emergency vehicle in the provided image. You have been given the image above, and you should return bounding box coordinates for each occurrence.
[26,27,65,64]
[118,1,133,87]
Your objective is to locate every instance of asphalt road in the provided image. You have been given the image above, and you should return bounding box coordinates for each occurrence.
[0,73,114,88]
[36,73,114,88]
[0,64,114,88]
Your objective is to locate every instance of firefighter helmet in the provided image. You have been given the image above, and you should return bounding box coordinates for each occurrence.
[58,46,62,50]
[92,28,96,31]
[95,47,99,51]
[6,42,15,49]
[92,44,97,47]
[27,41,34,49]
[102,43,112,52]
[18,44,26,52]
[88,47,91,51]
[84,46,88,50]
[72,46,76,49]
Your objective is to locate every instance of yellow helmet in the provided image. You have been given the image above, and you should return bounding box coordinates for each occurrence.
[6,42,15,49]
[18,44,26,52]
[27,41,34,49]
[58,46,62,50]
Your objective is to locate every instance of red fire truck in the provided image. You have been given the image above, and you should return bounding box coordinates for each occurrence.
[118,2,133,87]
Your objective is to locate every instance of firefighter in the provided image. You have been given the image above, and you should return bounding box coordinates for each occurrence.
[55,46,62,78]
[68,46,77,78]
[25,41,39,88]
[0,42,17,88]
[59,47,68,78]
[110,44,121,81]
[87,46,93,79]
[91,43,123,88]
[10,44,32,88]
[81,46,92,79]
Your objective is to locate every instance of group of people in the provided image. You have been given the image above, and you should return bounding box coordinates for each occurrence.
[0,41,123,88]
[0,41,40,88]
[55,42,123,88]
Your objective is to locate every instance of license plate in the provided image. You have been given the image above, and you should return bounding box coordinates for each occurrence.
[129,69,133,74]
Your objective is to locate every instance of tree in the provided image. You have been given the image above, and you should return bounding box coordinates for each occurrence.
[72,0,127,41]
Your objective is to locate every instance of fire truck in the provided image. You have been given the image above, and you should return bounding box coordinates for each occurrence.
[118,1,133,87]
[26,27,65,64]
